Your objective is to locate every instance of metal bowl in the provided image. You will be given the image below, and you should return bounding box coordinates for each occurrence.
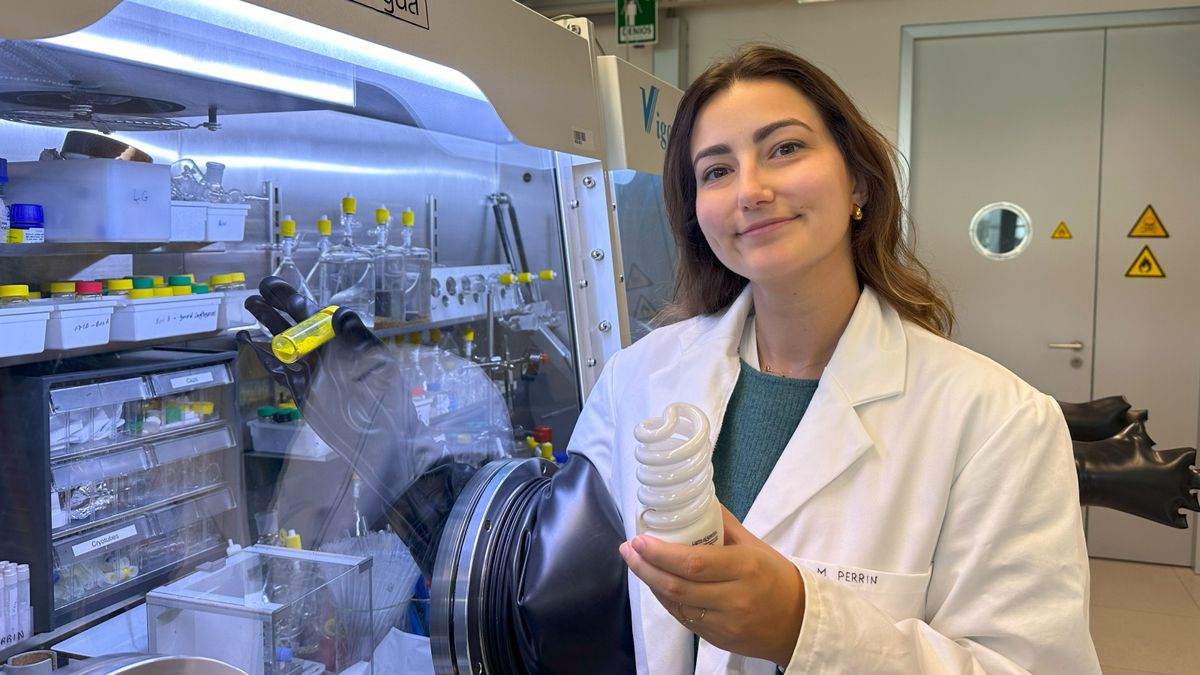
[54,654,246,674]
[60,130,153,162]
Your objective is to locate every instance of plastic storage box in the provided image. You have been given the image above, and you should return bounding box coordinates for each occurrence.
[170,201,208,242]
[0,302,52,357]
[109,294,222,341]
[217,289,258,329]
[147,545,374,675]
[247,419,335,460]
[44,299,118,350]
[4,159,171,242]
[206,203,252,241]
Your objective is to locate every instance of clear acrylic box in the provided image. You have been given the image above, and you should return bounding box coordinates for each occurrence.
[147,546,374,675]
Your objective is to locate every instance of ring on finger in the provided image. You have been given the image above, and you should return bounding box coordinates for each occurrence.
[676,602,708,625]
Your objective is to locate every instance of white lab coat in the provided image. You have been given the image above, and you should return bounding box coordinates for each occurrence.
[569,286,1100,674]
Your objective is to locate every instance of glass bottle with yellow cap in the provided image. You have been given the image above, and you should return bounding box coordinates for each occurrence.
[370,204,407,329]
[0,284,29,306]
[271,215,315,301]
[48,282,76,300]
[303,214,334,297]
[398,207,431,323]
[209,274,234,291]
[105,278,134,297]
[312,194,374,327]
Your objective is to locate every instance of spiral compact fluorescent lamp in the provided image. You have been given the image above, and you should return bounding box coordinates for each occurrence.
[634,402,724,546]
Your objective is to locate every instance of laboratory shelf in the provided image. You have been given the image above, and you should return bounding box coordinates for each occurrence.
[0,242,229,257]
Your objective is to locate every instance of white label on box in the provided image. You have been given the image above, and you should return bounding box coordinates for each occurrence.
[73,524,138,557]
[171,371,214,388]
[71,316,111,333]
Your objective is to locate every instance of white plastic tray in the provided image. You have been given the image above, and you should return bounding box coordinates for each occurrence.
[0,302,52,357]
[170,201,207,242]
[109,294,223,342]
[247,418,335,459]
[217,288,258,329]
[45,299,118,349]
[206,203,251,241]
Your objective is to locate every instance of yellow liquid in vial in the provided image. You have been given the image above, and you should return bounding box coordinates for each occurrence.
[271,306,339,364]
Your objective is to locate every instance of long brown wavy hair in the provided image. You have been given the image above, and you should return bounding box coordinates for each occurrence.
[661,44,954,338]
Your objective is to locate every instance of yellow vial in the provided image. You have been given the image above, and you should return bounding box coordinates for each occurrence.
[271,305,339,364]
[317,216,332,236]
[539,270,557,281]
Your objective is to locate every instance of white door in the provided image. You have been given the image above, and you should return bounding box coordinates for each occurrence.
[909,21,1200,566]
[910,29,1104,403]
[1087,22,1200,566]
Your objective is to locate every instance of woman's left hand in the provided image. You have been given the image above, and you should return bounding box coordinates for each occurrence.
[619,506,806,666]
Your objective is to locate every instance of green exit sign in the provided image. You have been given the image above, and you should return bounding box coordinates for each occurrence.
[617,0,657,45]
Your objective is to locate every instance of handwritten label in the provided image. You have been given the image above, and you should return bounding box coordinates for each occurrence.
[71,317,111,333]
[72,524,138,557]
[153,309,218,326]
[171,371,214,389]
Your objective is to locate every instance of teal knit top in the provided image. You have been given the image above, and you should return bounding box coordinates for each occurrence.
[713,360,819,522]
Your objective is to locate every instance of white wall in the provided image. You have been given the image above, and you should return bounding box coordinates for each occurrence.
[588,0,1199,144]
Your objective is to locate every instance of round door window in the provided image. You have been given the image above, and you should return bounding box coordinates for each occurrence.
[969,202,1032,260]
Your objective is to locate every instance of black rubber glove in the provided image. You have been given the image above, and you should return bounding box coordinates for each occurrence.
[238,277,441,547]
[1058,395,1148,442]
[1074,421,1200,528]
[515,453,635,674]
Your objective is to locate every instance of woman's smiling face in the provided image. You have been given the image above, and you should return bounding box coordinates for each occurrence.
[690,78,865,289]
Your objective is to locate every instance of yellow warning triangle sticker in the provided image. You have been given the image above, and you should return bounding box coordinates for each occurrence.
[1051,222,1073,239]
[1128,205,1169,238]
[1125,245,1165,278]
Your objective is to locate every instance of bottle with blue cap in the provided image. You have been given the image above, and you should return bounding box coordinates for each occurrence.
[6,203,44,244]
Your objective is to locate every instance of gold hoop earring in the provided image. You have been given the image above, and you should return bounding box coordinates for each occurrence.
[852,205,864,222]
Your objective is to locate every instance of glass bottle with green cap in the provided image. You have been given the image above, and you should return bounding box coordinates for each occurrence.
[191,283,210,295]
[0,284,29,305]
[169,275,192,296]
[131,277,154,291]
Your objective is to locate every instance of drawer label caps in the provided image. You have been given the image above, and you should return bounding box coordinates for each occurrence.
[73,524,139,557]
[171,372,214,389]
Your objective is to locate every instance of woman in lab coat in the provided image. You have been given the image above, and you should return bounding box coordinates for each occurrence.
[570,45,1101,673]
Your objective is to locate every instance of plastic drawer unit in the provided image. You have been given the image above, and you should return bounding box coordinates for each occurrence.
[0,349,246,633]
